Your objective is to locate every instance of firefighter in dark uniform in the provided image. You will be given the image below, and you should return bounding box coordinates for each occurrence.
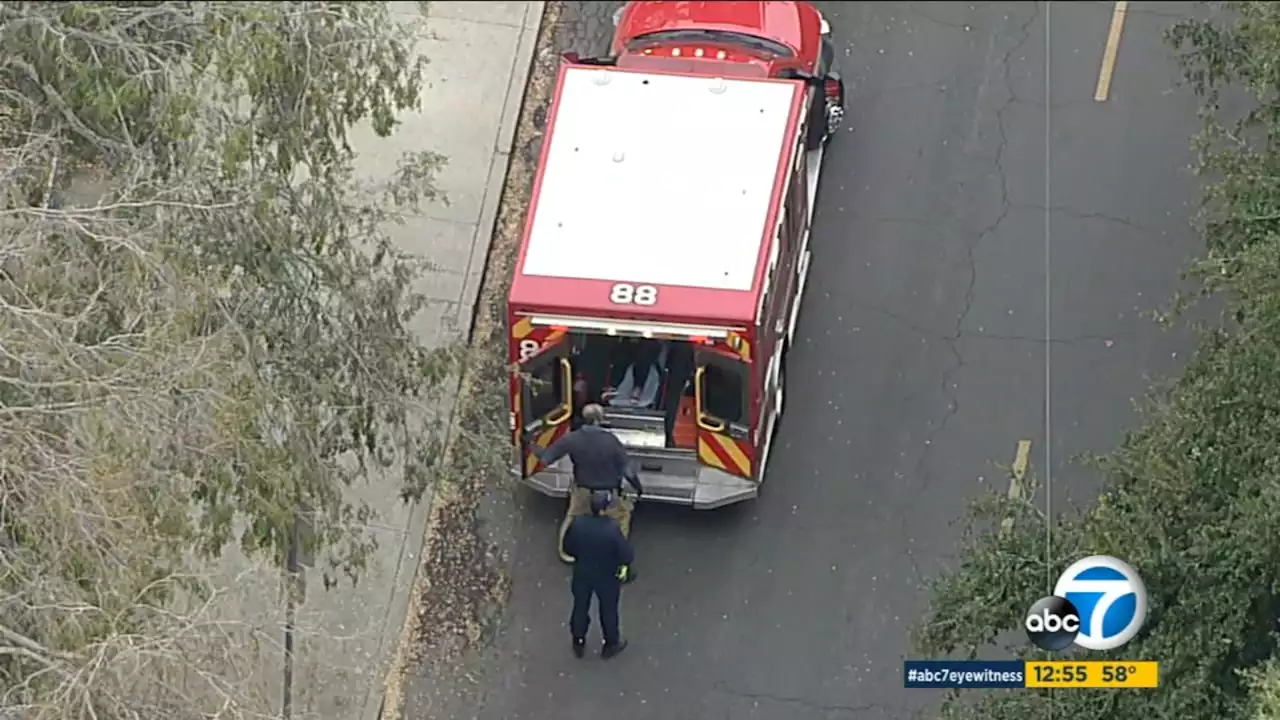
[562,489,634,658]
[532,403,643,562]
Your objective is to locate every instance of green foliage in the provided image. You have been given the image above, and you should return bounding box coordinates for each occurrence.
[912,3,1280,720]
[1244,659,1280,720]
[0,2,458,716]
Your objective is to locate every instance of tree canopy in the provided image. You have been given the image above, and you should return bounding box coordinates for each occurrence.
[0,2,456,717]
[913,3,1280,719]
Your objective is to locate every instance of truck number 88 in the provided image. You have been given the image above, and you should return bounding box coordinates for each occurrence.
[610,283,658,306]
[518,339,540,360]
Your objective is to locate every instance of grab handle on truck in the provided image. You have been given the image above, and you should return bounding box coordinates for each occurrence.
[544,357,575,427]
[694,366,726,433]
[545,405,572,426]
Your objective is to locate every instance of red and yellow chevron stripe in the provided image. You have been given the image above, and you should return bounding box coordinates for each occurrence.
[524,423,566,475]
[725,330,752,362]
[512,317,568,358]
[697,432,753,479]
[513,316,534,340]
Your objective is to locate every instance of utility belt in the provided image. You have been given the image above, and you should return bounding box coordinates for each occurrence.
[572,477,624,492]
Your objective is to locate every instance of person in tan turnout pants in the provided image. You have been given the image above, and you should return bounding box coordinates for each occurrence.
[531,403,641,563]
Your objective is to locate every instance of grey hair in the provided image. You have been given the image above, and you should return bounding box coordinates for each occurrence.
[582,403,605,424]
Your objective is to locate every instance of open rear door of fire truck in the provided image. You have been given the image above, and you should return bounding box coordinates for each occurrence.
[692,353,756,482]
[517,348,574,480]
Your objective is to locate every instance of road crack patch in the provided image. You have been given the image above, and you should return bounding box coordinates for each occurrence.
[912,3,1041,494]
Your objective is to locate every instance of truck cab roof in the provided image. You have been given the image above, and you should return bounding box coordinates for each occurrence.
[613,1,826,72]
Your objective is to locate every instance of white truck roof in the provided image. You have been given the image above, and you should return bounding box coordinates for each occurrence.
[520,66,802,293]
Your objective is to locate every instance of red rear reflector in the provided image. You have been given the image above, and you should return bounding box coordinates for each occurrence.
[824,79,840,99]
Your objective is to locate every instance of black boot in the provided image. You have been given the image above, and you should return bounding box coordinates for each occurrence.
[601,638,628,659]
[572,637,585,658]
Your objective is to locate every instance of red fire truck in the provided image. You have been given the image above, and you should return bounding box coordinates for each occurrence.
[507,0,844,510]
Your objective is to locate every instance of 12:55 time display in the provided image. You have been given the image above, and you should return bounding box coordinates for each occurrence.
[1033,663,1088,685]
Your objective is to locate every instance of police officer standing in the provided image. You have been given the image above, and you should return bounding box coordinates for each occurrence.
[533,404,643,558]
[562,489,634,658]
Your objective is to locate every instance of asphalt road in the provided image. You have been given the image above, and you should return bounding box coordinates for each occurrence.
[406,2,1204,718]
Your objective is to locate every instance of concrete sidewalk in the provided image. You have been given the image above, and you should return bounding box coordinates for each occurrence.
[359,1,544,348]
[272,3,544,720]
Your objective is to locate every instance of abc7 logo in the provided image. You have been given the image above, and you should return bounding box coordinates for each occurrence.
[1026,555,1148,651]
[1024,596,1082,651]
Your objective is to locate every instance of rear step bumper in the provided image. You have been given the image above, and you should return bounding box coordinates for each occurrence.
[514,463,757,510]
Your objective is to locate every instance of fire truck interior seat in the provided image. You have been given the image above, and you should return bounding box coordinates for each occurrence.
[567,336,705,450]
[605,342,669,409]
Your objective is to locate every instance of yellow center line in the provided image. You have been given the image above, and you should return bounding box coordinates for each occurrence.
[1094,1,1129,102]
[1001,440,1033,537]
[1011,439,1032,486]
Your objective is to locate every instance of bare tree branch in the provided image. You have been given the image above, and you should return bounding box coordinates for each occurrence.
[0,2,471,718]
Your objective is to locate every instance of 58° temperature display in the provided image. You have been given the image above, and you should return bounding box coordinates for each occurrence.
[1026,660,1159,688]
